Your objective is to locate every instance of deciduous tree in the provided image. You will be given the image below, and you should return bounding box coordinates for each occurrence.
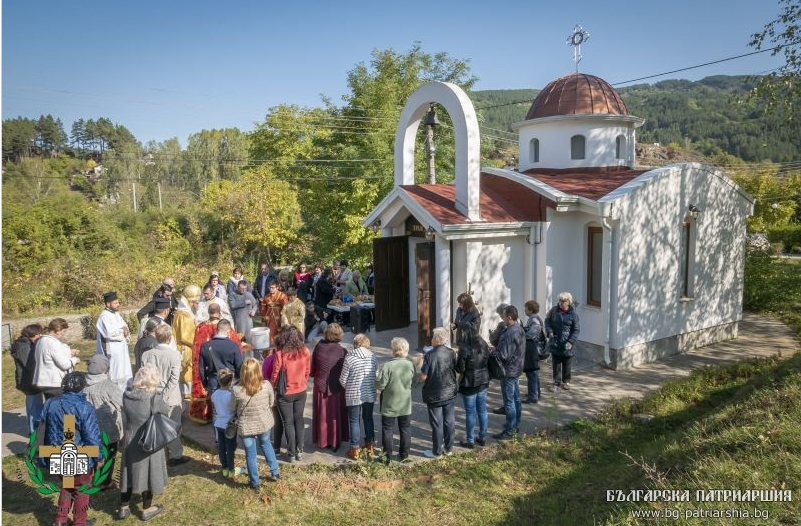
[749,0,801,121]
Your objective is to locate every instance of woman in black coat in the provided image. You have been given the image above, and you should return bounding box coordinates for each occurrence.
[10,324,44,435]
[314,268,335,311]
[544,292,581,390]
[452,293,481,347]
[455,325,490,448]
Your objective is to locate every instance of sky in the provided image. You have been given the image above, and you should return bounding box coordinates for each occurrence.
[1,0,787,145]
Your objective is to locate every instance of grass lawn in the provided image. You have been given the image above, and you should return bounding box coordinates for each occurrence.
[745,256,801,337]
[3,351,800,525]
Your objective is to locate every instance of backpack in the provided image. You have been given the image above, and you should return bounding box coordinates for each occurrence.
[10,337,40,395]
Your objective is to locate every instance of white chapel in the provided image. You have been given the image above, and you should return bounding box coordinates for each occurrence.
[363,71,754,369]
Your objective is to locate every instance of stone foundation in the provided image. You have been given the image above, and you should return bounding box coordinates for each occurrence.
[610,321,739,370]
[572,321,740,370]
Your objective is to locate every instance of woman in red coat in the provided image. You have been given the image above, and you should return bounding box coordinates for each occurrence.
[270,326,310,462]
[310,323,349,450]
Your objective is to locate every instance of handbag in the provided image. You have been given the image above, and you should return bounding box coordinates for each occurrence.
[538,341,551,361]
[138,393,180,453]
[487,352,506,380]
[224,394,251,440]
[275,352,288,397]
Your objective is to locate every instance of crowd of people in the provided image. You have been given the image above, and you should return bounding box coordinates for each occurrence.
[10,263,579,525]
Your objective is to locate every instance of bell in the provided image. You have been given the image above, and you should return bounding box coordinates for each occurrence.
[423,104,440,126]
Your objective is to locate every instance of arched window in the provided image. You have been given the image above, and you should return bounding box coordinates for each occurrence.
[615,135,626,159]
[571,134,585,160]
[529,138,539,163]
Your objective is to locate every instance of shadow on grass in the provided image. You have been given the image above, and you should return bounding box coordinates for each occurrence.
[490,355,801,525]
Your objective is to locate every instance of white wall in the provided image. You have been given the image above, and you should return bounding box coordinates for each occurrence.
[544,209,606,346]
[612,166,752,349]
[518,118,636,171]
[450,237,529,337]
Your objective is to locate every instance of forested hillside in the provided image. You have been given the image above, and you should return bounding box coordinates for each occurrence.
[471,75,801,162]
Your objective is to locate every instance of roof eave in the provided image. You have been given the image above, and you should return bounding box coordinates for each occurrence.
[511,113,645,131]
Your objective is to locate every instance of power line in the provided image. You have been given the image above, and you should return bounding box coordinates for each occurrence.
[0,172,392,182]
[472,43,793,111]
[610,44,793,86]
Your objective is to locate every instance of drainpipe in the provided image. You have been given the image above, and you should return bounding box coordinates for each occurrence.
[601,208,614,368]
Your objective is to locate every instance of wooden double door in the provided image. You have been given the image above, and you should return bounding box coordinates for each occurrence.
[373,236,436,350]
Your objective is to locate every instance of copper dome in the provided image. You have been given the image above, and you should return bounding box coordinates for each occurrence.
[526,73,628,120]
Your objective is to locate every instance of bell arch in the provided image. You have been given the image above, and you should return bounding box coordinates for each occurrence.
[394,82,481,221]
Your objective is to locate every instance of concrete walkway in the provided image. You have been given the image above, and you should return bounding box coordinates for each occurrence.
[3,314,798,464]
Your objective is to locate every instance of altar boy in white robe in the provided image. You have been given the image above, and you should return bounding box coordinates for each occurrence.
[96,291,133,389]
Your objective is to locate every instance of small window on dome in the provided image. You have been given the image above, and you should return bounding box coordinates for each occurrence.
[571,135,585,160]
[616,135,626,159]
[529,138,539,163]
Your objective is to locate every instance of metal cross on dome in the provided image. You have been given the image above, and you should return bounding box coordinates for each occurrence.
[566,24,590,73]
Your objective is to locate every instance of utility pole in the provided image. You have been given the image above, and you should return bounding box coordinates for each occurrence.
[157,181,163,211]
[132,181,137,213]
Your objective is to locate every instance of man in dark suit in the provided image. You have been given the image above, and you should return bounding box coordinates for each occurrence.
[253,262,277,301]
[198,320,243,395]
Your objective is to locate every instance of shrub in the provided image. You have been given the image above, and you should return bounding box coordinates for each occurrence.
[767,224,801,253]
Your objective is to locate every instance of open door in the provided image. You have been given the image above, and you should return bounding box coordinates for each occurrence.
[373,236,410,331]
[416,242,436,349]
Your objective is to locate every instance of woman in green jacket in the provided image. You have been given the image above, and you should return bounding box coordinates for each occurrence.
[375,337,415,464]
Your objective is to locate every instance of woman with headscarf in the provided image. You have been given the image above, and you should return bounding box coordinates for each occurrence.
[226,266,253,297]
[42,372,103,526]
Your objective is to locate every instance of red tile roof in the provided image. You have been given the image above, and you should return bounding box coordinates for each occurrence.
[521,166,647,200]
[398,168,646,225]
[400,173,553,225]
[526,73,628,120]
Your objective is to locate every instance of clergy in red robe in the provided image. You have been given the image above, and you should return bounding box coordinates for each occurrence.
[188,303,241,424]
[260,281,287,346]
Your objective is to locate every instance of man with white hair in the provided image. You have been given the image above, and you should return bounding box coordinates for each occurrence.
[420,327,458,459]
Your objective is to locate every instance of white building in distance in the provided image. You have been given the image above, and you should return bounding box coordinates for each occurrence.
[364,73,754,369]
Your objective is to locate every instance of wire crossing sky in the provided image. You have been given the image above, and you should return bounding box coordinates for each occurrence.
[1,0,787,144]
